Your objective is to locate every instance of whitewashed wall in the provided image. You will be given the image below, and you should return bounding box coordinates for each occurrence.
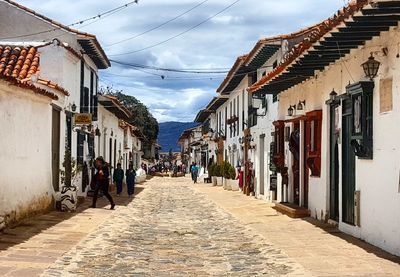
[278,28,400,256]
[0,82,53,228]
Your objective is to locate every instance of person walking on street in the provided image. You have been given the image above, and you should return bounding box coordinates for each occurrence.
[92,157,115,210]
[113,163,124,196]
[191,163,199,184]
[126,163,136,198]
[190,162,195,181]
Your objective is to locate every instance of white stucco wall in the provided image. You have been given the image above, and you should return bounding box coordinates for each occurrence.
[277,28,400,256]
[0,82,53,227]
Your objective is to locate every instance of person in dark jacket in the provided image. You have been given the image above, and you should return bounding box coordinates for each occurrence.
[92,157,115,209]
[126,163,136,198]
[113,163,124,196]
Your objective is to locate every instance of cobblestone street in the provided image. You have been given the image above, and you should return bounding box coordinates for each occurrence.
[43,177,305,277]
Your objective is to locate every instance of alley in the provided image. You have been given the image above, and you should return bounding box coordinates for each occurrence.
[42,177,305,277]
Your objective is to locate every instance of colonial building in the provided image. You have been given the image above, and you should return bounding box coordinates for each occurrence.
[249,0,400,256]
[0,46,61,228]
[0,0,110,217]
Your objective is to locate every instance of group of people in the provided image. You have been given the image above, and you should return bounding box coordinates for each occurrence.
[91,156,137,210]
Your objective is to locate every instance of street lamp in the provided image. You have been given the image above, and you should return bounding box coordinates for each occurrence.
[362,53,380,80]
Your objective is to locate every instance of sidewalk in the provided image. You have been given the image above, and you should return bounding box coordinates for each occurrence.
[193,182,400,276]
[0,186,144,277]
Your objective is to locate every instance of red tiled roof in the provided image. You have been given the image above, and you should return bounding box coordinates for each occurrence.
[248,0,370,94]
[216,54,248,93]
[244,23,327,66]
[0,45,68,98]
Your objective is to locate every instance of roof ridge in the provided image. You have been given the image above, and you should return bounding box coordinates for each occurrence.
[2,0,96,39]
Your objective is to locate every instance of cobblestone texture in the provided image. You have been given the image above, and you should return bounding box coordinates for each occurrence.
[43,178,306,276]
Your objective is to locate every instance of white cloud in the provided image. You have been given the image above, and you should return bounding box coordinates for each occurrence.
[17,0,345,122]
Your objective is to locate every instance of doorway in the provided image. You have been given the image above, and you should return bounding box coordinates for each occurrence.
[259,134,265,196]
[342,98,356,225]
[329,104,340,221]
[289,123,300,205]
[51,108,61,192]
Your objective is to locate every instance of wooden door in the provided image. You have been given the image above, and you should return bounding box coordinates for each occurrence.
[259,135,265,195]
[289,123,300,205]
[51,108,61,192]
[342,99,356,225]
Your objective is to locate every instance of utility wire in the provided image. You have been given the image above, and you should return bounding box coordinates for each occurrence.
[110,59,230,74]
[0,0,139,40]
[106,0,209,47]
[108,0,242,56]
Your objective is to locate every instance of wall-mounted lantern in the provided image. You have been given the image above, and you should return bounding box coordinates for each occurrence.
[296,100,306,111]
[71,103,77,112]
[287,105,295,117]
[329,89,338,102]
[362,53,380,80]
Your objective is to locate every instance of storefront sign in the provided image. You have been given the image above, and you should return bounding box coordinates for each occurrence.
[74,113,92,125]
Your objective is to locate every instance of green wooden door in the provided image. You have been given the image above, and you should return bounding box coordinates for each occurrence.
[342,99,355,225]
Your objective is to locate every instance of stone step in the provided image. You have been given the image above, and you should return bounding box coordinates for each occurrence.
[273,203,310,218]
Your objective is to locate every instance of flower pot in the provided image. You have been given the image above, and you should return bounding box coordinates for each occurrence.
[60,185,78,212]
[226,179,233,190]
[216,177,223,186]
[230,179,239,191]
[223,178,227,190]
[212,176,217,186]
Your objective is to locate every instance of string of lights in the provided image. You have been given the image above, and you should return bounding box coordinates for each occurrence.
[108,0,242,56]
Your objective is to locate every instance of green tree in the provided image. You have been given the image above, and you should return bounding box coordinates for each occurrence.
[100,87,159,141]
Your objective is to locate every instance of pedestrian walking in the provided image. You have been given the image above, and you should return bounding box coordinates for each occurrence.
[191,163,199,184]
[190,162,195,181]
[113,163,124,196]
[92,156,115,210]
[126,163,136,198]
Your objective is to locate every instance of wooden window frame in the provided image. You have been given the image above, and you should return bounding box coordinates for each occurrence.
[305,110,322,177]
[273,120,285,172]
[347,81,374,160]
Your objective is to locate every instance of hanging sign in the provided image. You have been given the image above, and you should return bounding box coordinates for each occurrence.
[74,113,92,125]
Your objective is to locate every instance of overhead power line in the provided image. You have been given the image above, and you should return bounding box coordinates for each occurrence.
[105,0,209,47]
[108,0,242,56]
[0,0,139,40]
[110,59,230,74]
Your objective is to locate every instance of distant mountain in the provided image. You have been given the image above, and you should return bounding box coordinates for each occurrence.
[158,122,199,152]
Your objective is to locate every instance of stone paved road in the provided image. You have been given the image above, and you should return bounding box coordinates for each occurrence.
[43,177,307,277]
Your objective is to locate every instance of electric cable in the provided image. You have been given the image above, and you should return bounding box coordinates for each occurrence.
[0,0,139,40]
[105,0,209,47]
[108,0,242,56]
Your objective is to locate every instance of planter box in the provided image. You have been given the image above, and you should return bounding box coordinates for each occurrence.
[60,185,78,212]
[216,177,223,186]
[229,179,239,191]
[212,176,217,186]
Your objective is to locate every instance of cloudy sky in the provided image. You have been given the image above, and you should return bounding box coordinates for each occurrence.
[19,0,347,122]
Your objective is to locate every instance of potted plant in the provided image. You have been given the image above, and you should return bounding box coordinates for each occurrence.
[215,164,223,186]
[221,161,231,190]
[228,166,239,191]
[209,164,217,186]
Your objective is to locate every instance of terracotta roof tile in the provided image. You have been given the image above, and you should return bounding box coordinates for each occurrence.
[0,44,69,99]
[249,0,370,94]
